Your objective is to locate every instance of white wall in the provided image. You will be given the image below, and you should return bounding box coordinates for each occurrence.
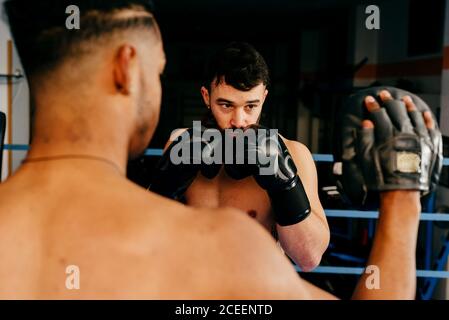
[0,0,30,181]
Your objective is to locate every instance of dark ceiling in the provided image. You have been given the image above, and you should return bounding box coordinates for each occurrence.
[152,0,363,42]
[153,0,365,14]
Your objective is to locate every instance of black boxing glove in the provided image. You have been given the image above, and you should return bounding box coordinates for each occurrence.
[148,124,222,200]
[225,125,311,226]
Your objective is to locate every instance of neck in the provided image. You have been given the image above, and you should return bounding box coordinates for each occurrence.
[25,96,132,176]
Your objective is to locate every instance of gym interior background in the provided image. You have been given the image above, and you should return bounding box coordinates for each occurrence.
[1,0,449,299]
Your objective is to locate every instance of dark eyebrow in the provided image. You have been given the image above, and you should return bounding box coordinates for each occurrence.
[216,98,234,104]
[215,98,261,104]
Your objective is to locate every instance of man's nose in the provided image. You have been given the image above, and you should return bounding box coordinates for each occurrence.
[230,108,246,129]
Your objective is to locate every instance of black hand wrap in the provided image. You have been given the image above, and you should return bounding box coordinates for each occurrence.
[224,125,311,226]
[334,86,443,207]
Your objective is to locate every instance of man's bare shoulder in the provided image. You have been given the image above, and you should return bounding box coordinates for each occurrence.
[181,207,315,299]
[279,137,316,172]
[280,137,313,160]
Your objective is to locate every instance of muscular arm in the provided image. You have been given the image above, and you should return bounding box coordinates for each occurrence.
[352,191,420,299]
[276,140,330,271]
[283,191,419,299]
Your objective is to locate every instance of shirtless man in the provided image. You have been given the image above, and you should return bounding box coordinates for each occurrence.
[0,0,429,300]
[150,42,330,271]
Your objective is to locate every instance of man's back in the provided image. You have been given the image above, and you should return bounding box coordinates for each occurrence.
[0,161,312,299]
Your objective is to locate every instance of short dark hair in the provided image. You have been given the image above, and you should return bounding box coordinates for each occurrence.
[3,0,156,77]
[204,42,270,91]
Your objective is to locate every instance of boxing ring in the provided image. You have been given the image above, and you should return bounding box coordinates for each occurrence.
[3,144,449,299]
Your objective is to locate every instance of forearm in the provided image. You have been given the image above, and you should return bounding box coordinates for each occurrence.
[352,191,421,300]
[277,209,330,271]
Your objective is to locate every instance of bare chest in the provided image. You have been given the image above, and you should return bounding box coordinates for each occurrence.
[185,171,274,231]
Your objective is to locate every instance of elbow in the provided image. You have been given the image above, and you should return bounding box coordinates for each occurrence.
[296,252,323,272]
[280,218,331,272]
[286,243,325,272]
[292,235,329,272]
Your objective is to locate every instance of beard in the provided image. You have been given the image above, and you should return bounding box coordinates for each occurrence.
[128,78,161,160]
